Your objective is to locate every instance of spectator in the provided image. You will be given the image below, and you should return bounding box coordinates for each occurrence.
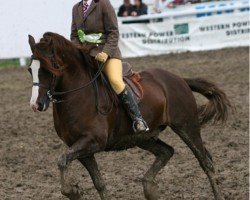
[154,0,191,11]
[167,0,185,8]
[153,0,171,12]
[131,0,148,16]
[118,0,134,17]
[188,0,201,4]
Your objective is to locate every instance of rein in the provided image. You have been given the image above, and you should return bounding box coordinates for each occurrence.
[31,54,116,115]
[32,59,105,103]
[48,61,106,98]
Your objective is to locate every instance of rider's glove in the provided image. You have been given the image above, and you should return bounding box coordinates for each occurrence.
[95,52,108,63]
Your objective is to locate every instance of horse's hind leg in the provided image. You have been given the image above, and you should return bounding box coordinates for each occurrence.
[137,138,174,200]
[78,156,109,200]
[171,124,224,200]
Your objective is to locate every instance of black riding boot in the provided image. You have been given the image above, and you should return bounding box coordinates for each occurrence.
[118,86,149,133]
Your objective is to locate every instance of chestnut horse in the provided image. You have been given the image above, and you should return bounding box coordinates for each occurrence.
[28,32,231,200]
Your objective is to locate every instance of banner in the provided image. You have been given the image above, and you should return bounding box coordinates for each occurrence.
[119,12,250,57]
[0,0,249,59]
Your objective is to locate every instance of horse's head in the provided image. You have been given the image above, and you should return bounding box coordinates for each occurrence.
[28,33,64,112]
[27,32,96,112]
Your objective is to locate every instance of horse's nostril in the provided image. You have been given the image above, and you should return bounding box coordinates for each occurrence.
[37,102,43,111]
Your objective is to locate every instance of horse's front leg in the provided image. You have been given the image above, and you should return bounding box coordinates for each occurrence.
[79,156,109,200]
[57,135,105,200]
[58,163,82,200]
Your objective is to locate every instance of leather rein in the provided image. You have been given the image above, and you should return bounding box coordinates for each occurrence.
[31,55,105,104]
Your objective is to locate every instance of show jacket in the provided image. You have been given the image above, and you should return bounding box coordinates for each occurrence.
[71,0,122,59]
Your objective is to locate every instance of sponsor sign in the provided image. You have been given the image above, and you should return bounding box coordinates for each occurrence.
[0,0,248,59]
[119,12,249,57]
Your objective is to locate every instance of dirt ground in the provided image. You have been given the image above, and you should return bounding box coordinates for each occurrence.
[0,47,248,200]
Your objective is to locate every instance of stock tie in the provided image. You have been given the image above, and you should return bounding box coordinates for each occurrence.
[83,0,89,16]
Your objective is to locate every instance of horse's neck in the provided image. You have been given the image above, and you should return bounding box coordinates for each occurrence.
[56,50,91,92]
[53,50,97,122]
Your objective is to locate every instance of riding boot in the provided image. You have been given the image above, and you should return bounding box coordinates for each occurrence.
[118,86,149,134]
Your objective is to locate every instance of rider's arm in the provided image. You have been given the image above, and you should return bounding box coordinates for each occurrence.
[70,6,79,43]
[102,0,119,57]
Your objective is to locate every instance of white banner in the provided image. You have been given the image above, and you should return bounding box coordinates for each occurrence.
[0,0,153,59]
[0,0,249,59]
[119,12,250,57]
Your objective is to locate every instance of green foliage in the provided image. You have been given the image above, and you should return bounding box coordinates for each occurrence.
[0,59,20,68]
[77,29,103,44]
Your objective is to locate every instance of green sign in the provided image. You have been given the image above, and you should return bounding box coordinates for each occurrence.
[174,23,189,35]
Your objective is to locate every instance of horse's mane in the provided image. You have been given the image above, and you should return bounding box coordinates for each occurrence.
[33,32,93,76]
[44,32,77,53]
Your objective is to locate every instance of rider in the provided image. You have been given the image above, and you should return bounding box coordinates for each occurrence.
[70,0,149,133]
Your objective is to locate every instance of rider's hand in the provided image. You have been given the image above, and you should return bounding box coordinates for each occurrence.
[95,52,108,63]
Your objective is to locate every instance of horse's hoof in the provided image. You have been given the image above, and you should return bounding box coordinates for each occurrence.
[215,195,225,200]
[57,154,68,170]
[142,179,159,200]
[61,184,82,200]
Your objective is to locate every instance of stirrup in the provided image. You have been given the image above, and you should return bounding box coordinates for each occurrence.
[132,119,149,134]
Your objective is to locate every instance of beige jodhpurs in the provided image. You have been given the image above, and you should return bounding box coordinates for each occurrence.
[102,58,126,94]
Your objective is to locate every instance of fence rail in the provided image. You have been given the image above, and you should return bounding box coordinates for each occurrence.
[0,0,249,66]
[119,0,249,23]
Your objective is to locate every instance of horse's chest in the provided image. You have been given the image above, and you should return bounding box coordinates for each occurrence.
[53,110,84,146]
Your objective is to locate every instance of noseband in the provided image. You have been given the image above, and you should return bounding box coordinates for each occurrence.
[31,54,105,103]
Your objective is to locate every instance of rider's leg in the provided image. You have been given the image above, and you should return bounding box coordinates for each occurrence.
[103,58,125,94]
[103,58,149,133]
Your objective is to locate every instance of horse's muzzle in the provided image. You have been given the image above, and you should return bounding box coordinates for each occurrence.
[30,100,50,112]
[31,103,39,112]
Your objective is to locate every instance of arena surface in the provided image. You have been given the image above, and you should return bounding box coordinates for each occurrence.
[0,47,248,200]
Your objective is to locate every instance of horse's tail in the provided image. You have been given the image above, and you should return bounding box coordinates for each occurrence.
[184,78,232,125]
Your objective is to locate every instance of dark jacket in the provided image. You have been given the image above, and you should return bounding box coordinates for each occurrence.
[133,3,148,16]
[117,4,134,17]
[71,0,122,59]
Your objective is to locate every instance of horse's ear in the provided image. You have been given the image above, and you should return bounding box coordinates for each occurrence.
[28,35,35,52]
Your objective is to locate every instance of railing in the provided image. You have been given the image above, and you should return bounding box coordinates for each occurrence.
[118,0,249,23]
[1,0,249,67]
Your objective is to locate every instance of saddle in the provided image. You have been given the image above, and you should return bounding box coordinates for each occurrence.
[122,62,144,103]
[88,57,144,106]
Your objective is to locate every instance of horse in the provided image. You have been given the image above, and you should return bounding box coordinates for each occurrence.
[27,32,231,200]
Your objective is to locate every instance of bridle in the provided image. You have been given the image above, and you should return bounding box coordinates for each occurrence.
[31,54,105,104]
